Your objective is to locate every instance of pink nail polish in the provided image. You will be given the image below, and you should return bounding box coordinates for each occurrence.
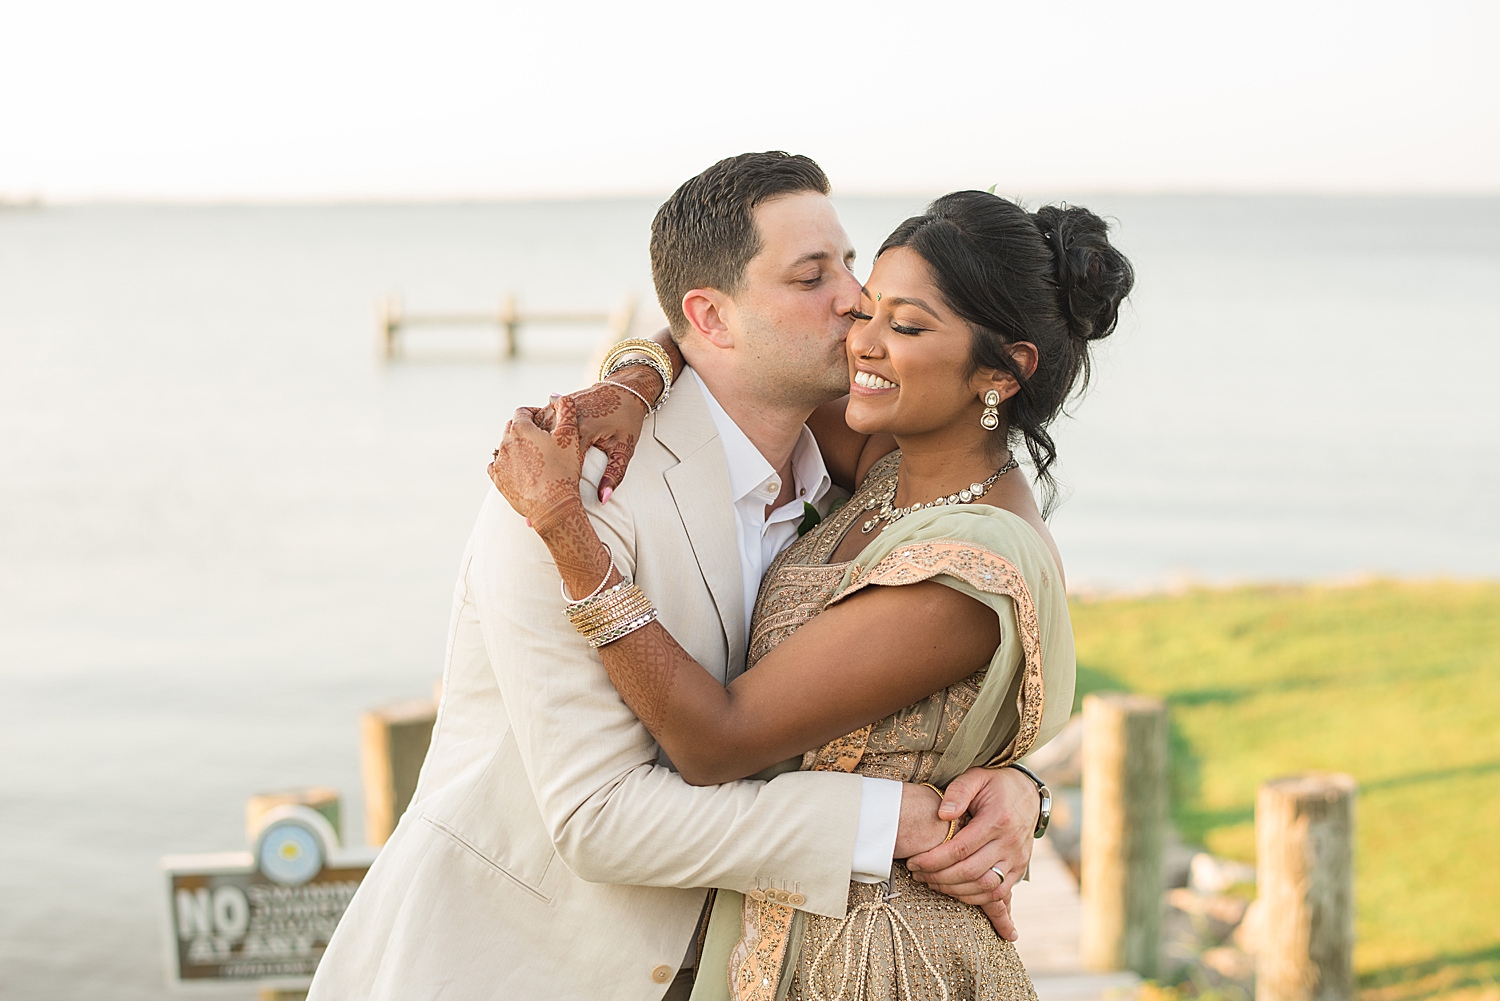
[600,487,613,504]
[524,517,532,527]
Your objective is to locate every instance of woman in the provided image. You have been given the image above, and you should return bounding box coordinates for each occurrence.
[491,191,1132,1001]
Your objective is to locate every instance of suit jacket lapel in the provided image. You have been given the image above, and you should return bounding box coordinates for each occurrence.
[656,377,747,681]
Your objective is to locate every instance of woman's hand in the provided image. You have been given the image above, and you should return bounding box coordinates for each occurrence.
[536,377,653,503]
[489,398,587,536]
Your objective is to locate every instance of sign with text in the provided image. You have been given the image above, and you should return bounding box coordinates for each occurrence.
[162,805,376,988]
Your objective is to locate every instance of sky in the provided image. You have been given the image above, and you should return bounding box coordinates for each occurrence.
[2,0,1496,202]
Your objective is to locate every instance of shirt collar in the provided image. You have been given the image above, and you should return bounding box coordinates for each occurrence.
[688,369,832,511]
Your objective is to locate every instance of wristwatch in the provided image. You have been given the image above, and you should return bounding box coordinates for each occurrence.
[1005,762,1053,839]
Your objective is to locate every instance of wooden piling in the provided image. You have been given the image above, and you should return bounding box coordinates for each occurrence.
[1080,692,1168,977]
[245,787,341,845]
[500,294,519,359]
[360,699,438,846]
[1255,773,1358,1001]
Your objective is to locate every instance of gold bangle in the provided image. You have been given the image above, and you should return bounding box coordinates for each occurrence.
[567,589,653,632]
[599,337,672,381]
[919,783,961,842]
[599,339,673,413]
[565,581,658,647]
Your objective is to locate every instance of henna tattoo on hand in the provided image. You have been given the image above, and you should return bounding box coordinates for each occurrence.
[600,433,638,491]
[571,386,625,420]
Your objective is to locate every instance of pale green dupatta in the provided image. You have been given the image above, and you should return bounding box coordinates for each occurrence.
[691,506,1076,1001]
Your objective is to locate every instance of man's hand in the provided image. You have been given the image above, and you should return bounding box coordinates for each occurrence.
[892,783,949,859]
[904,766,1041,941]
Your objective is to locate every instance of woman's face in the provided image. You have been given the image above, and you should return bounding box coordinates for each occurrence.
[845,247,997,439]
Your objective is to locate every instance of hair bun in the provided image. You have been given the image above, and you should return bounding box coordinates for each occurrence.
[1033,205,1134,342]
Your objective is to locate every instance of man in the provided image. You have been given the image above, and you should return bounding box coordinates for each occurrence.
[310,152,1044,1001]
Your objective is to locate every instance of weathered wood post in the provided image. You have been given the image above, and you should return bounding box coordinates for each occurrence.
[1081,692,1168,976]
[360,699,438,846]
[500,293,520,359]
[1255,773,1358,1001]
[377,295,401,359]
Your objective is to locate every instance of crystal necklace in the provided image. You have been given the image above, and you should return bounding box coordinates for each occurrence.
[860,456,1019,534]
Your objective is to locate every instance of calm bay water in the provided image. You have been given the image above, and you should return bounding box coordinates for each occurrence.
[1,196,1497,998]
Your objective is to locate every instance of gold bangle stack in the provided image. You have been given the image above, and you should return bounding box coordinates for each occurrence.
[564,578,659,648]
[598,338,673,413]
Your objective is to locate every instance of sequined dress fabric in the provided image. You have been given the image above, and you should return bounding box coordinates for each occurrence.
[741,452,1038,1001]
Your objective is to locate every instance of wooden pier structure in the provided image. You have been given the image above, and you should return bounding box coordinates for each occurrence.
[377,293,636,360]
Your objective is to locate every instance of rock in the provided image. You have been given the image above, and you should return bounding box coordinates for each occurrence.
[1232,899,1265,955]
[1189,852,1256,894]
[1200,946,1255,982]
[1162,830,1196,889]
[1165,888,1248,927]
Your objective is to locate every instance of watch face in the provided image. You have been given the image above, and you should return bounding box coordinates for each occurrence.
[257,820,323,886]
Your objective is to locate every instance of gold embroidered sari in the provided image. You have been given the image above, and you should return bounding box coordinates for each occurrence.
[691,452,1077,1001]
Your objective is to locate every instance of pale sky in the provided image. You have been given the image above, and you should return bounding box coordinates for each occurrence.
[3,0,1496,201]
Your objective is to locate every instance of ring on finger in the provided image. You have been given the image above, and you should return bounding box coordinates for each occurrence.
[991,865,1006,884]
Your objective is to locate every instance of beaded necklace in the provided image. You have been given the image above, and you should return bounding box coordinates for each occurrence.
[860,456,1019,535]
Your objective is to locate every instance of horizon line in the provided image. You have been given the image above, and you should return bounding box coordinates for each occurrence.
[6,186,1500,209]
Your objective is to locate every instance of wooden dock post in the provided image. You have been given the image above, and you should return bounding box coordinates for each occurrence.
[1255,773,1358,1001]
[245,787,341,845]
[360,699,438,846]
[1081,692,1168,977]
[377,295,402,360]
[500,293,519,359]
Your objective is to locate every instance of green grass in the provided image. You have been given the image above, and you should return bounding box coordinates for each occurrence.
[1068,581,1500,1001]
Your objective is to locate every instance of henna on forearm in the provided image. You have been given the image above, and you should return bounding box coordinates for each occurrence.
[535,501,616,592]
[596,621,686,736]
[604,366,663,410]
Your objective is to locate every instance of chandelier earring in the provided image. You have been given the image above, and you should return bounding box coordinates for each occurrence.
[980,390,1002,430]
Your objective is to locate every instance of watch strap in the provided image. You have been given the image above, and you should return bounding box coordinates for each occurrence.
[1005,762,1052,839]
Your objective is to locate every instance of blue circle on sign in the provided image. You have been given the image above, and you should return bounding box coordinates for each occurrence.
[258,821,323,886]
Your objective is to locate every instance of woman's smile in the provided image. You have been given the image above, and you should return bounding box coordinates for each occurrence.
[852,368,898,392]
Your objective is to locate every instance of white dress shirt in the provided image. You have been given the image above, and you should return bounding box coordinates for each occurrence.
[689,370,900,884]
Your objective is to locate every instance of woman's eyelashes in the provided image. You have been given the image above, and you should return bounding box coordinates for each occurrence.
[849,308,923,334]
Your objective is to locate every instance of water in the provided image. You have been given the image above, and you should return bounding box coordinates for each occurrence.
[1,197,1496,999]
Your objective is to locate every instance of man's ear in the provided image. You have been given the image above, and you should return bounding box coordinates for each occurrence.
[681,288,735,349]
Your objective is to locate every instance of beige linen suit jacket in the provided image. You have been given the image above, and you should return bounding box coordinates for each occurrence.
[308,376,865,1001]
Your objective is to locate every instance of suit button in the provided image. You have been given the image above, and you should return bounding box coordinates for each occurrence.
[789,893,807,907]
[651,965,674,984]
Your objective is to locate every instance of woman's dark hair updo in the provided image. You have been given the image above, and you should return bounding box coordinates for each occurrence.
[876,190,1134,514]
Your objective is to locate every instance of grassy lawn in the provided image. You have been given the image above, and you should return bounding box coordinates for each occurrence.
[1068,581,1500,1001]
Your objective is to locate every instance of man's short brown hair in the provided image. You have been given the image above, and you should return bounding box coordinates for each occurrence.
[650,152,831,338]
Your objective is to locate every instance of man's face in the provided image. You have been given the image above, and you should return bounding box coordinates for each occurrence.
[723,191,861,410]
